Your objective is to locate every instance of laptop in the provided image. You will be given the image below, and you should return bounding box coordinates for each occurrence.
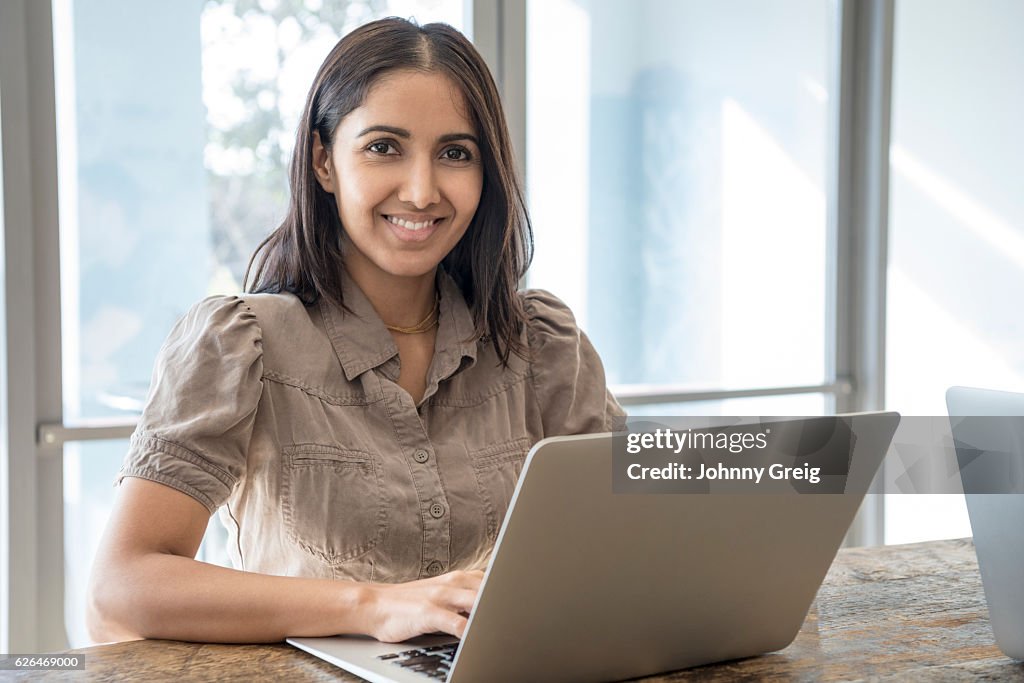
[946,386,1024,660]
[289,412,900,682]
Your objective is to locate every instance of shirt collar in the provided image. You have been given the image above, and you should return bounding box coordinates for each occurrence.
[320,267,478,384]
[429,269,479,387]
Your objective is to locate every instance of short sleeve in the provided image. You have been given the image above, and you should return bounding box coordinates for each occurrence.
[116,295,264,514]
[522,289,626,437]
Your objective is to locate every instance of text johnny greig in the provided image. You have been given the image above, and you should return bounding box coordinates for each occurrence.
[624,427,823,485]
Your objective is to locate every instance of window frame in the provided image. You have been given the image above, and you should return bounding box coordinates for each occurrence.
[1,0,895,651]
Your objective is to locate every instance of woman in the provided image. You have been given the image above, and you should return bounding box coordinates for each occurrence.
[87,17,623,645]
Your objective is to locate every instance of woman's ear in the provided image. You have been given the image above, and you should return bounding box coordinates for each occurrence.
[311,130,334,193]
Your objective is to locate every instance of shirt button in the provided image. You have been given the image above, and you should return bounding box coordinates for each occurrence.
[413,449,429,464]
[426,561,444,576]
[429,502,446,518]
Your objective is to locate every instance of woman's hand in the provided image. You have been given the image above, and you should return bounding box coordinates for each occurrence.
[362,570,485,643]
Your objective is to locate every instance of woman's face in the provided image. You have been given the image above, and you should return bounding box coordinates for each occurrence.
[313,69,484,282]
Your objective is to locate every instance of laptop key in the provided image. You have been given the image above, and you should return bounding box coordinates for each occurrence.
[378,643,458,681]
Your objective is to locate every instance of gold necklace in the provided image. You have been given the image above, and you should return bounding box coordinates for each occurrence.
[384,291,440,334]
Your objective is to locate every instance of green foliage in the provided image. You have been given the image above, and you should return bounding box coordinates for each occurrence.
[202,0,385,286]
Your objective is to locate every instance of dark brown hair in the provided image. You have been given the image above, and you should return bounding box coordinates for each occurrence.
[244,17,533,364]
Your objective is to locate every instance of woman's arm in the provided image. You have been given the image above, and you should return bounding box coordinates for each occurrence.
[87,478,482,644]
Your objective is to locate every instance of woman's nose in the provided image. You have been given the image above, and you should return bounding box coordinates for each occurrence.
[397,156,442,209]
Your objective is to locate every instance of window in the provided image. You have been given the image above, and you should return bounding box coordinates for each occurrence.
[526,0,835,408]
[53,0,464,648]
[884,0,1024,544]
[6,0,1021,654]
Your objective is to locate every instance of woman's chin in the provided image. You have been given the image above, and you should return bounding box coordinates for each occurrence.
[371,258,442,281]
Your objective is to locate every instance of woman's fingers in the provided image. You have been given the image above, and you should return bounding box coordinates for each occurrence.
[367,570,486,642]
[447,612,470,639]
[437,587,477,614]
[439,569,484,590]
[423,585,478,620]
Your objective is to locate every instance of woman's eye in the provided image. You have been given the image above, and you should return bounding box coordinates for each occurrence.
[443,147,472,162]
[367,141,396,155]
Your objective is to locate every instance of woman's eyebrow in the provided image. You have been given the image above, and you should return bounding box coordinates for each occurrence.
[356,125,479,146]
[357,124,410,138]
[438,132,479,146]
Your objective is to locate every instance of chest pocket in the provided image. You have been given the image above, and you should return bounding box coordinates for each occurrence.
[470,437,531,540]
[281,444,387,565]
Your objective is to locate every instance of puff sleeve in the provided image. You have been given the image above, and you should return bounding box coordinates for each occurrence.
[116,296,264,514]
[522,289,626,437]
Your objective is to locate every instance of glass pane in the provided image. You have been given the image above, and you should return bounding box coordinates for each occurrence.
[63,441,121,651]
[53,0,465,647]
[884,0,1024,544]
[63,439,231,647]
[525,0,834,390]
[58,0,465,423]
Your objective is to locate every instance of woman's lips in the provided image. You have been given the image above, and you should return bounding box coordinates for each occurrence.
[382,214,444,243]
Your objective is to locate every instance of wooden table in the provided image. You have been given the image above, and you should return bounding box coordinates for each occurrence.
[19,539,1024,681]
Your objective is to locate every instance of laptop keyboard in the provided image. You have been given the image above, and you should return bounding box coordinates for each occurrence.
[378,643,457,680]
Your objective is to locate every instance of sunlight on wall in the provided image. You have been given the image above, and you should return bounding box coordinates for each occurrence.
[525,0,591,328]
[887,267,1023,415]
[891,145,1024,273]
[885,0,1023,544]
[721,98,825,389]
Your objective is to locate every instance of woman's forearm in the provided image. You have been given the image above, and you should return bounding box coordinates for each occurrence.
[88,552,370,644]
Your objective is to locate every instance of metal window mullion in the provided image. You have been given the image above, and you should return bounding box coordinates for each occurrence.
[0,0,35,654]
[474,0,527,191]
[470,0,499,70]
[33,379,854,450]
[0,0,66,653]
[614,380,853,407]
[832,0,895,547]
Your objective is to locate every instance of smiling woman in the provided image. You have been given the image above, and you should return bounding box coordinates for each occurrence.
[86,17,624,646]
[310,69,486,402]
[314,71,483,302]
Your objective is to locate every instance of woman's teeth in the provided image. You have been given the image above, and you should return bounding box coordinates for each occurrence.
[385,216,438,231]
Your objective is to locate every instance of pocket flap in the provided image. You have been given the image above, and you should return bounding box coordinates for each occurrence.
[282,443,372,468]
[470,437,531,468]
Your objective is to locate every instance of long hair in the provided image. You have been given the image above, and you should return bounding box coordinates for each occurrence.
[244,17,533,365]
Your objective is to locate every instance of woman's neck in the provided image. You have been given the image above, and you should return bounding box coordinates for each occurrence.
[344,258,438,329]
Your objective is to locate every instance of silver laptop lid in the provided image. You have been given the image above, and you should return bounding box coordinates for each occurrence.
[448,412,899,682]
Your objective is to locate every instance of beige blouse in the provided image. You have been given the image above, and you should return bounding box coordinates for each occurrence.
[117,269,625,582]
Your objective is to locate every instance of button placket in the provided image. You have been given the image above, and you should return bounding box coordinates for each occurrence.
[385,383,451,578]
